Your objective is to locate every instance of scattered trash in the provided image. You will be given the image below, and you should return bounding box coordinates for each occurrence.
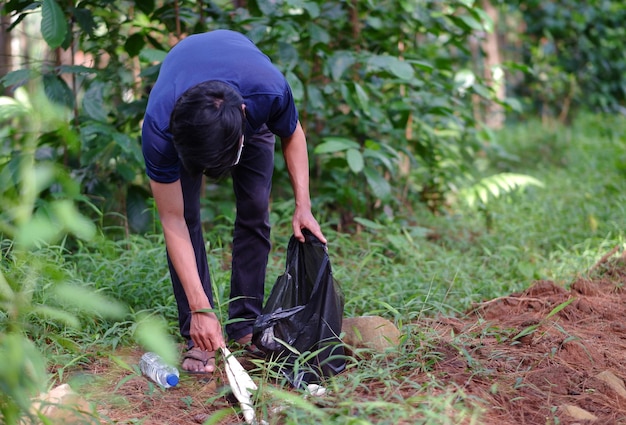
[221,347,267,425]
[305,383,326,397]
[139,352,180,388]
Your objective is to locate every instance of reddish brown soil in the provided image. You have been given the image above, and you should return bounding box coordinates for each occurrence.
[423,251,626,424]
[81,251,626,424]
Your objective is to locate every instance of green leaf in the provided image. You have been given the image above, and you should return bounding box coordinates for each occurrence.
[139,48,167,63]
[117,162,136,182]
[314,137,360,154]
[278,42,299,72]
[82,82,107,121]
[125,33,146,57]
[346,148,364,173]
[126,185,153,234]
[0,69,34,89]
[472,83,492,99]
[257,0,279,15]
[457,14,484,32]
[112,132,143,163]
[286,71,303,101]
[134,314,179,366]
[365,16,383,30]
[363,148,394,171]
[302,1,320,18]
[53,284,128,319]
[58,65,98,75]
[353,82,369,112]
[71,6,95,36]
[41,0,67,49]
[31,305,80,329]
[364,166,391,200]
[307,22,330,45]
[471,7,493,33]
[0,96,29,120]
[513,324,538,341]
[408,60,434,72]
[0,335,48,407]
[15,213,63,248]
[43,73,74,109]
[545,298,575,319]
[367,55,414,80]
[306,85,324,110]
[328,51,355,82]
[0,270,14,301]
[503,97,523,113]
[353,217,385,230]
[52,200,96,241]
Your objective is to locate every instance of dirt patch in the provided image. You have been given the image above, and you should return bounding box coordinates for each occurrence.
[79,249,626,424]
[425,249,626,424]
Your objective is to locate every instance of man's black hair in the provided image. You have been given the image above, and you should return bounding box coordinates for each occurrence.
[170,80,245,179]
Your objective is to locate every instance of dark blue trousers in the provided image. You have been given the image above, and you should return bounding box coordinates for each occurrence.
[167,126,275,345]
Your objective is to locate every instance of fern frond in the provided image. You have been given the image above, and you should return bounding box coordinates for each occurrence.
[458,173,544,208]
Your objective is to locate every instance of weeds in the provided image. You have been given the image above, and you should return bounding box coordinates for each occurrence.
[2,114,626,423]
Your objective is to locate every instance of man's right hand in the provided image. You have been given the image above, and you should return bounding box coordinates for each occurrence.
[189,311,225,352]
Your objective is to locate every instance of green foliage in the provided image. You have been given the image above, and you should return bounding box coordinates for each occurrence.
[455,172,544,209]
[5,0,626,232]
[235,0,494,221]
[0,85,176,423]
[512,0,626,116]
[3,0,156,236]
[0,86,90,422]
[2,0,506,233]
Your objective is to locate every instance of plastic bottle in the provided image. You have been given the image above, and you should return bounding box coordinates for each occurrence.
[139,352,180,388]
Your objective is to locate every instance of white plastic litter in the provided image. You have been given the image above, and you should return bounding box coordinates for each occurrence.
[268,383,328,415]
[221,347,267,425]
[306,384,327,397]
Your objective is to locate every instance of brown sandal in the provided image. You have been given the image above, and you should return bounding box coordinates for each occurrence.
[235,334,266,360]
[182,347,215,374]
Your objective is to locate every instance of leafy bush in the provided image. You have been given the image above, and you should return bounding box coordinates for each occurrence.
[2,0,504,231]
[511,0,626,117]
[0,85,175,424]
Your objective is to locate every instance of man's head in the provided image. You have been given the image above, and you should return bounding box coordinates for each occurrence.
[170,80,245,179]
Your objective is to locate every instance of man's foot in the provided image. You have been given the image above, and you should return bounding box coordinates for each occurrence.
[181,347,215,374]
[235,334,266,359]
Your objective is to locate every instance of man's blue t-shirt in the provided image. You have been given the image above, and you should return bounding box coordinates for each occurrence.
[142,30,298,183]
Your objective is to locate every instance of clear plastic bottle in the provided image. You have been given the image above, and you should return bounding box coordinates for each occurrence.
[139,352,180,388]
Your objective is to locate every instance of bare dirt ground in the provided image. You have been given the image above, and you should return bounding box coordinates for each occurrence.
[425,248,626,424]
[82,249,626,424]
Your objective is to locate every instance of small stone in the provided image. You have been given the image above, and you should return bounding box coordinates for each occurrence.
[596,370,626,398]
[31,383,93,423]
[341,316,401,352]
[560,404,598,422]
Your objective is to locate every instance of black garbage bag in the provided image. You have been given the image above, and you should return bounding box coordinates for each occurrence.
[252,229,346,387]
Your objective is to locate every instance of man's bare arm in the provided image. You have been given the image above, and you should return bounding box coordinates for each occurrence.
[281,121,327,244]
[150,179,225,354]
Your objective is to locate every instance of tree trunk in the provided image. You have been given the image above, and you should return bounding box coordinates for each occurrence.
[0,14,12,94]
[481,0,505,129]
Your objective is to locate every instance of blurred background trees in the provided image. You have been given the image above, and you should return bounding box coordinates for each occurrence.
[2,0,624,233]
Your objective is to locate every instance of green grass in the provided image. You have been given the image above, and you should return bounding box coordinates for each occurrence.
[3,113,626,423]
